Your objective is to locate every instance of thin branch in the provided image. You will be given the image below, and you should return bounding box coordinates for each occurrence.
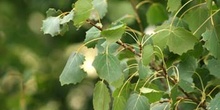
[130,0,144,34]
[86,19,141,57]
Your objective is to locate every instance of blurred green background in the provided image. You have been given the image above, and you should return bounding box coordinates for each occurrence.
[0,0,149,109]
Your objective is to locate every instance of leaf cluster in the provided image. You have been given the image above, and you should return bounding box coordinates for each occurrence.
[41,0,220,109]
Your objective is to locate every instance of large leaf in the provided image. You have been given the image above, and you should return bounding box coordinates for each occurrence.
[73,0,93,27]
[41,16,61,36]
[167,0,181,12]
[146,3,168,25]
[101,24,126,44]
[93,81,111,110]
[84,26,101,48]
[125,93,150,110]
[90,0,107,20]
[152,27,198,55]
[59,52,87,85]
[208,93,220,110]
[138,61,152,79]
[202,29,220,59]
[93,53,123,83]
[207,59,220,79]
[113,96,126,110]
[183,6,209,38]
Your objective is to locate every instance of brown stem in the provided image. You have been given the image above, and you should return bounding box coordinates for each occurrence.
[130,0,144,34]
[86,19,141,57]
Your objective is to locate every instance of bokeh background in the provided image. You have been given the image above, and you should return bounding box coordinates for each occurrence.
[0,0,149,109]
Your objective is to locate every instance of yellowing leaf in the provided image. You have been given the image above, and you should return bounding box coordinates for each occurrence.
[41,16,61,36]
[74,0,93,27]
[59,52,87,85]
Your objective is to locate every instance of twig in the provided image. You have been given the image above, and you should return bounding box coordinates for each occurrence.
[86,19,141,57]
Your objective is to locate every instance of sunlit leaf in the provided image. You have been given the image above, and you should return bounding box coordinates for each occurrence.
[90,0,107,20]
[73,0,93,27]
[84,25,101,48]
[208,92,220,110]
[60,10,74,24]
[101,24,126,44]
[41,16,61,36]
[59,52,87,85]
[167,0,181,12]
[146,3,168,25]
[93,81,111,110]
[113,96,126,110]
[183,6,209,38]
[151,102,170,110]
[93,53,123,83]
[152,27,198,55]
[125,93,150,110]
[202,29,220,59]
[207,59,220,79]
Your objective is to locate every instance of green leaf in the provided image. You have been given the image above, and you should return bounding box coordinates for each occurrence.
[84,25,101,48]
[152,27,198,55]
[178,55,197,83]
[101,24,126,44]
[93,53,123,83]
[138,61,152,79]
[46,8,62,17]
[178,79,194,93]
[183,6,209,38]
[113,96,126,110]
[73,0,93,27]
[59,52,87,86]
[60,10,74,24]
[202,29,220,59]
[151,102,170,110]
[140,87,163,103]
[90,0,107,20]
[93,81,111,110]
[41,16,61,36]
[142,44,154,66]
[146,3,168,25]
[167,0,181,12]
[207,59,220,79]
[125,93,150,110]
[208,92,220,110]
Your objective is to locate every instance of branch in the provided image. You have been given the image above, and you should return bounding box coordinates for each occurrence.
[86,19,141,57]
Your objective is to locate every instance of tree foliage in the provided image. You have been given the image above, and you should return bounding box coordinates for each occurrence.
[41,0,220,109]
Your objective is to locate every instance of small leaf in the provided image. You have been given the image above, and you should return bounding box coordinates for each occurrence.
[93,53,123,83]
[202,29,220,59]
[73,0,93,27]
[167,0,181,12]
[59,52,87,85]
[84,25,101,48]
[41,16,61,36]
[60,10,74,24]
[46,8,62,17]
[113,96,126,110]
[90,0,107,20]
[93,81,111,110]
[151,102,170,110]
[142,44,154,66]
[178,79,195,93]
[101,24,126,44]
[207,59,220,79]
[125,93,150,110]
[146,3,168,25]
[138,61,152,79]
[208,92,220,110]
